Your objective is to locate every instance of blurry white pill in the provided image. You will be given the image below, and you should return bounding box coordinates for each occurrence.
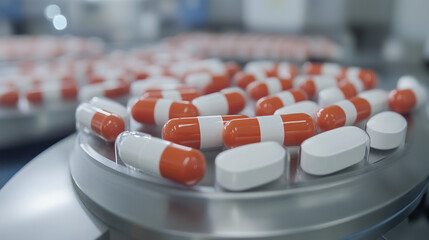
[397,75,421,89]
[274,100,320,120]
[300,126,369,175]
[215,141,285,191]
[366,111,407,150]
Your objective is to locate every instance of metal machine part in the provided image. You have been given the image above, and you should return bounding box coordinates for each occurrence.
[0,101,76,148]
[70,100,429,238]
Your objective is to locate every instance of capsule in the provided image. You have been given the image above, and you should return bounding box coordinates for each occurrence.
[274,101,320,120]
[163,115,248,149]
[185,59,228,77]
[192,87,246,116]
[128,65,166,80]
[75,103,125,142]
[302,62,342,76]
[143,86,197,93]
[225,61,241,79]
[89,96,129,129]
[184,72,230,94]
[130,77,181,96]
[388,76,427,114]
[276,62,299,78]
[316,89,388,132]
[26,82,78,104]
[0,86,19,107]
[243,61,277,75]
[223,113,316,148]
[297,75,342,99]
[303,62,377,89]
[117,131,206,186]
[318,78,364,107]
[255,89,307,116]
[234,71,267,89]
[79,81,130,101]
[388,88,427,114]
[142,89,200,101]
[131,98,199,126]
[246,77,293,100]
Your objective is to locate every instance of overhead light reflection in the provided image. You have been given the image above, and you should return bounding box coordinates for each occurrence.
[53,15,67,31]
[44,4,61,20]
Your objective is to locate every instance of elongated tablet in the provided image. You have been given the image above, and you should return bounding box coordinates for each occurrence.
[216,141,285,191]
[300,126,369,175]
[366,111,407,150]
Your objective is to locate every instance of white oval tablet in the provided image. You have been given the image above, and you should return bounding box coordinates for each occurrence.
[215,141,285,191]
[274,101,320,120]
[300,126,369,176]
[366,111,407,150]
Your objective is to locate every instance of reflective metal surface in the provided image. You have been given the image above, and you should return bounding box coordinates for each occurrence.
[0,101,77,148]
[71,100,429,239]
[0,135,107,239]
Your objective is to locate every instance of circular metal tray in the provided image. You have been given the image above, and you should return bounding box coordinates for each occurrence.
[70,91,429,239]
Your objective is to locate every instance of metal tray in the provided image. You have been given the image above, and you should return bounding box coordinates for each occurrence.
[70,87,429,239]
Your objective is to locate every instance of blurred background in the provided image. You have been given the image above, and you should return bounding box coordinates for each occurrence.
[0,0,428,63]
[0,0,429,238]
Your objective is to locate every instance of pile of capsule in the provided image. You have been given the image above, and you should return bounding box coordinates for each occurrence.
[75,60,427,191]
[0,35,104,61]
[0,48,213,108]
[170,32,341,61]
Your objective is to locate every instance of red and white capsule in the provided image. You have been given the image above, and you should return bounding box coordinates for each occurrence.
[234,70,269,89]
[75,103,125,142]
[246,77,293,100]
[26,82,78,104]
[316,89,388,132]
[130,77,181,96]
[223,113,316,148]
[79,81,130,101]
[184,72,230,94]
[143,89,200,101]
[255,89,308,116]
[0,86,19,107]
[303,62,377,90]
[117,131,206,186]
[276,62,299,78]
[192,87,246,116]
[225,61,241,79]
[163,115,248,149]
[274,101,320,120]
[318,78,365,107]
[131,98,199,126]
[296,75,342,99]
[388,77,427,114]
[89,96,130,129]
